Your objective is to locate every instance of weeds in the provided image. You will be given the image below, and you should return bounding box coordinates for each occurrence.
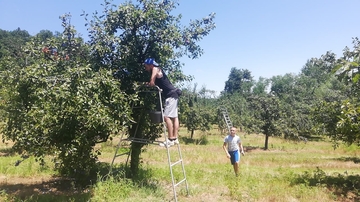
[291,167,360,201]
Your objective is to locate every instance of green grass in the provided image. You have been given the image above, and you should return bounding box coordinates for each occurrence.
[0,128,359,202]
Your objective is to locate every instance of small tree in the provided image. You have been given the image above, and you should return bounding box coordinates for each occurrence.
[246,95,282,150]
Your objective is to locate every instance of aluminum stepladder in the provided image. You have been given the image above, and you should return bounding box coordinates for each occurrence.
[219,106,233,134]
[109,85,189,202]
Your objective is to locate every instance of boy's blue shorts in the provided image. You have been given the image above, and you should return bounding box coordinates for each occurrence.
[228,150,240,165]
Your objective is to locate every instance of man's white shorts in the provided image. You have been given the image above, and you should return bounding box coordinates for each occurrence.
[164,97,178,118]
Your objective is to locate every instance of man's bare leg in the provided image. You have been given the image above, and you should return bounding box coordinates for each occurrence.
[173,117,179,139]
[164,116,174,139]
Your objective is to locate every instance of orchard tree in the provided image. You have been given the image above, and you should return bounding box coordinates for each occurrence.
[252,77,270,96]
[0,28,30,64]
[85,0,216,176]
[181,84,213,138]
[224,67,254,96]
[246,95,282,150]
[0,28,32,118]
[270,74,306,139]
[270,71,328,140]
[184,106,212,139]
[334,37,360,96]
[326,37,360,146]
[218,68,254,134]
[0,15,135,183]
[217,92,249,135]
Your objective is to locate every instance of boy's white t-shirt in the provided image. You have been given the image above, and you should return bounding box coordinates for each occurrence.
[224,135,241,152]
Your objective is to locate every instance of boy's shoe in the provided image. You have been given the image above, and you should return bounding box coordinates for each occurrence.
[172,139,179,144]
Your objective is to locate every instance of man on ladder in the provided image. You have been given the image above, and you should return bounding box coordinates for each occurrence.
[144,58,188,202]
[144,58,182,147]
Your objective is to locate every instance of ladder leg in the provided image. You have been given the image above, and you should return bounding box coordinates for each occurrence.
[166,143,189,202]
[166,146,177,201]
[109,131,127,175]
[158,90,179,201]
[161,117,179,201]
[176,144,189,196]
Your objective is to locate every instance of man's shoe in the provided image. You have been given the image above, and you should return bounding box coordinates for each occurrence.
[159,140,174,147]
[168,140,175,146]
[172,139,179,144]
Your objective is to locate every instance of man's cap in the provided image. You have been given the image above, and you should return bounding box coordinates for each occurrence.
[144,58,159,66]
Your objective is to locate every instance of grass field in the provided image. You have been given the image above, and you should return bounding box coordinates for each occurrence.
[0,127,359,202]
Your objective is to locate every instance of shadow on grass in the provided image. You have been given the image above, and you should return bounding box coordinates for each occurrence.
[0,161,106,201]
[334,156,360,164]
[0,147,16,157]
[0,161,160,201]
[291,167,360,201]
[180,136,208,145]
[0,177,91,202]
[99,162,161,193]
[244,146,261,152]
[306,135,325,142]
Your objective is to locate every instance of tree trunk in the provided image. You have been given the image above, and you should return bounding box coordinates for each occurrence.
[264,134,269,150]
[190,129,194,139]
[129,111,145,178]
[130,141,142,177]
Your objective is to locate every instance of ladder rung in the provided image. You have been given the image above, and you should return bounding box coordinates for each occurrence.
[122,138,162,145]
[174,178,187,187]
[171,159,182,167]
[115,152,130,157]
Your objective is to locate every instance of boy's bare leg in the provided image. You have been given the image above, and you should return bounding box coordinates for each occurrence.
[234,162,239,176]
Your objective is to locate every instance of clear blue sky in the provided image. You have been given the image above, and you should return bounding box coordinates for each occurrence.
[1,0,359,95]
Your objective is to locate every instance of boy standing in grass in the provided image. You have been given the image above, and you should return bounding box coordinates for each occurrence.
[223,127,245,176]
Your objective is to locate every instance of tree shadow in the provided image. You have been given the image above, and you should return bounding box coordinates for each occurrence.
[334,156,360,164]
[0,162,162,201]
[0,177,91,202]
[306,135,325,142]
[180,136,208,145]
[99,162,163,195]
[243,146,261,152]
[0,147,16,157]
[291,167,359,201]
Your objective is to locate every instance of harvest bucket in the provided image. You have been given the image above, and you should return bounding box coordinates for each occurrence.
[149,111,163,123]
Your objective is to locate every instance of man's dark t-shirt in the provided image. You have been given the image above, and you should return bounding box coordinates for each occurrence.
[155,69,181,99]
